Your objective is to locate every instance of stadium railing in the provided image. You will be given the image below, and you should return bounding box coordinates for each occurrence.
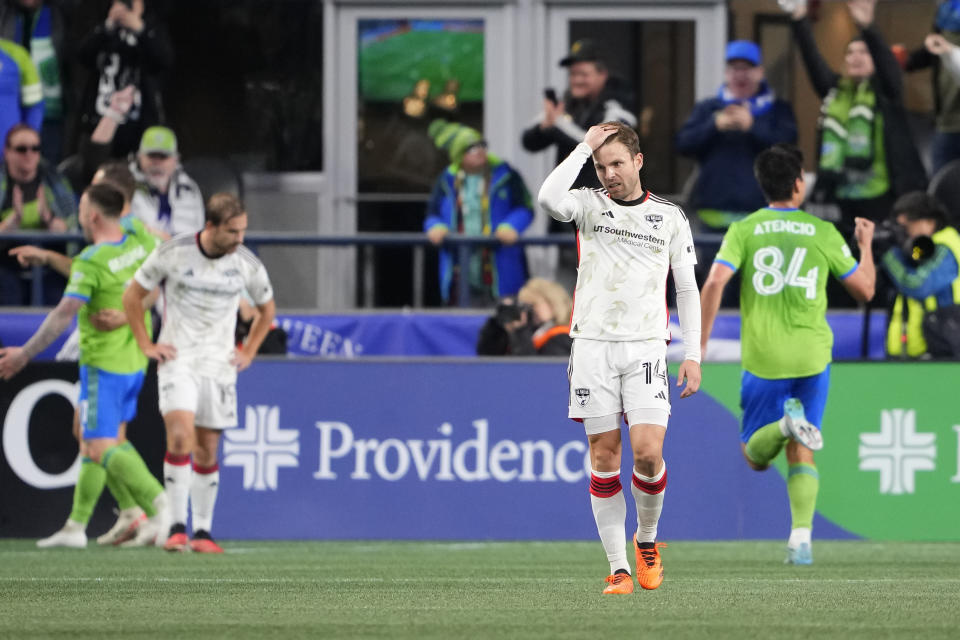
[3,230,725,308]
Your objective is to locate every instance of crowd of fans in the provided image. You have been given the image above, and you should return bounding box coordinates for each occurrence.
[0,0,958,360]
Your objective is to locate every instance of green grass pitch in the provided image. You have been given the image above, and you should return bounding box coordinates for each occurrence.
[2,540,959,639]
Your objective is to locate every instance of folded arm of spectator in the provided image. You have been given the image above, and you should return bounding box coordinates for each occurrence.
[747,101,799,150]
[499,170,534,235]
[675,101,721,155]
[882,246,960,300]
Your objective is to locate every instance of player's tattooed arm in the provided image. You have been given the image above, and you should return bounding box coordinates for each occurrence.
[0,297,83,380]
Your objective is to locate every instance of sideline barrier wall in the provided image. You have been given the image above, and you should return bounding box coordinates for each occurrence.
[2,361,955,540]
[0,310,889,360]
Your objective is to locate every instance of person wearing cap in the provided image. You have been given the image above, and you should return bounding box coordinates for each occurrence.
[786,0,926,241]
[129,125,204,239]
[522,39,637,193]
[521,39,636,291]
[425,119,533,306]
[677,40,798,233]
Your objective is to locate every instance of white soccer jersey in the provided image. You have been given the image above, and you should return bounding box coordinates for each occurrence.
[540,143,697,342]
[134,232,273,380]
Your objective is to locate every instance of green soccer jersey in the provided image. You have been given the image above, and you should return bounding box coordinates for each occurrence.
[714,207,858,379]
[63,228,159,374]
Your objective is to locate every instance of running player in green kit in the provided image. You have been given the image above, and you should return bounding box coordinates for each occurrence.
[0,183,168,548]
[700,144,876,564]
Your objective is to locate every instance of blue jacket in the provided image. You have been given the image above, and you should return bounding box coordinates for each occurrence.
[676,96,797,213]
[424,157,533,303]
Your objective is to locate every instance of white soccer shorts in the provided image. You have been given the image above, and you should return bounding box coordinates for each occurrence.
[158,365,238,429]
[567,338,671,432]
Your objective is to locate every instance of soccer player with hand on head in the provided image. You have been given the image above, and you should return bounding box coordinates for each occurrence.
[123,193,275,553]
[0,183,169,549]
[700,144,875,565]
[538,122,702,594]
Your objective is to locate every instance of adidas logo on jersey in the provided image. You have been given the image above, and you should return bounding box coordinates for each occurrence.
[655,391,667,401]
[600,210,615,219]
[183,268,194,277]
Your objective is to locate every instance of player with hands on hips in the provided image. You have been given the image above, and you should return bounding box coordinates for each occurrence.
[538,122,702,594]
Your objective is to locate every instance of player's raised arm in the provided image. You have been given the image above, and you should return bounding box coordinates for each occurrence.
[537,124,618,222]
[0,296,84,379]
[840,217,877,303]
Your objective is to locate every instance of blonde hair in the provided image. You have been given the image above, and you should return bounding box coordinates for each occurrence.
[517,278,573,325]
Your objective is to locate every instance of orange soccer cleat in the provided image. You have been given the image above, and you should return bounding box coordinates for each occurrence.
[164,524,190,552]
[190,530,224,554]
[634,537,666,590]
[602,572,634,594]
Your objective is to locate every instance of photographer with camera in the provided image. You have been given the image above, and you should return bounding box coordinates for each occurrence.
[476,278,572,356]
[882,192,960,358]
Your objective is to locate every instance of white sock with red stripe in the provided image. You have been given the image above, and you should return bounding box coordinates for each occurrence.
[631,461,667,543]
[590,469,629,574]
[163,452,192,530]
[190,462,219,534]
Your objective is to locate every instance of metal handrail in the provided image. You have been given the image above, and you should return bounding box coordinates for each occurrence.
[2,231,725,307]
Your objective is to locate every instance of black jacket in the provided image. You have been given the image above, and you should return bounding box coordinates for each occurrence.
[521,77,635,190]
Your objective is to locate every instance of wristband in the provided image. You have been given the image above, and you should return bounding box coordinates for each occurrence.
[104,108,125,123]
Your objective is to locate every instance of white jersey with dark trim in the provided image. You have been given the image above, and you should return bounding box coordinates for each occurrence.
[564,188,696,341]
[134,232,274,380]
[537,143,697,342]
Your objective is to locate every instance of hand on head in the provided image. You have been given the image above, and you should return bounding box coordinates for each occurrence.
[583,124,618,151]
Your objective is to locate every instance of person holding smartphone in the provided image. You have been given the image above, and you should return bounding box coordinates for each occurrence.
[521,40,637,291]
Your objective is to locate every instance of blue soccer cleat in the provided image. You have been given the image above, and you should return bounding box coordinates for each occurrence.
[782,398,823,451]
[785,542,813,565]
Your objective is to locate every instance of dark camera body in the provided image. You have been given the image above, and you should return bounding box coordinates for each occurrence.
[495,300,531,325]
[544,88,558,105]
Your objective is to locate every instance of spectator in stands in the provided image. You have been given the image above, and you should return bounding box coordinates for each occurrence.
[0,0,71,162]
[521,39,636,290]
[0,122,74,304]
[476,277,573,356]
[77,0,173,157]
[903,0,960,173]
[425,119,533,307]
[786,0,927,240]
[882,192,960,358]
[522,39,636,191]
[676,40,798,231]
[0,36,41,141]
[923,33,960,84]
[130,125,204,239]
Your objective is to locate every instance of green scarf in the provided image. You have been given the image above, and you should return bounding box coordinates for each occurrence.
[819,78,889,199]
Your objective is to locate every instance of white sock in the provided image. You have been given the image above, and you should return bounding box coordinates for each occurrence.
[788,527,812,547]
[190,463,220,533]
[589,469,629,574]
[631,461,667,543]
[163,453,192,527]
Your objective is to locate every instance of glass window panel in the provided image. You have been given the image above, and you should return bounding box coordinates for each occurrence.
[357,19,485,194]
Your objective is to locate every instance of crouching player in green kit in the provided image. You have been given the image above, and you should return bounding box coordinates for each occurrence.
[0,183,168,547]
[700,144,875,564]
